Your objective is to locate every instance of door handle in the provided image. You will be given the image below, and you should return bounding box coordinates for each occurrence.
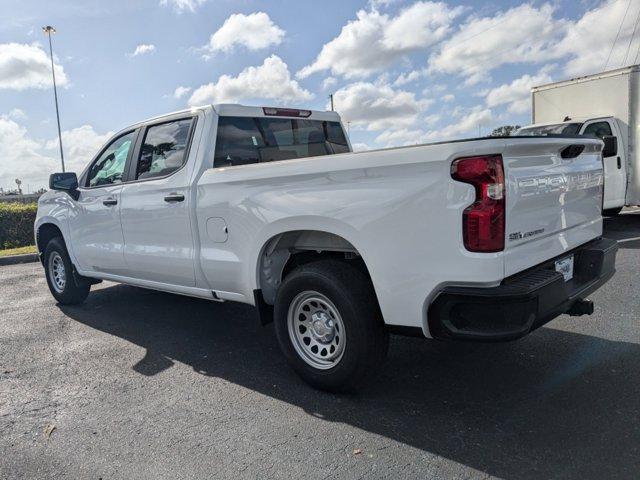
[103,198,118,206]
[617,157,622,169]
[164,193,185,203]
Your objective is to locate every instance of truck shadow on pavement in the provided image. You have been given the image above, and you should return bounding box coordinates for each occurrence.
[60,278,640,480]
[604,211,640,249]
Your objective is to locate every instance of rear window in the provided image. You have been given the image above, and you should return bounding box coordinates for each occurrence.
[516,123,583,136]
[214,116,350,168]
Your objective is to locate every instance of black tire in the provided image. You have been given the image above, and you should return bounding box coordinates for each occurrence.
[43,236,90,305]
[603,207,623,216]
[274,260,389,392]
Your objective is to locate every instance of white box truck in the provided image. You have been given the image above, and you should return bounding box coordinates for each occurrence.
[517,65,640,214]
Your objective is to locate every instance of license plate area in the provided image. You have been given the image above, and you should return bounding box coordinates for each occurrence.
[555,255,574,282]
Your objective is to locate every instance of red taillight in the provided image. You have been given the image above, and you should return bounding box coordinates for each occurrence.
[451,155,505,252]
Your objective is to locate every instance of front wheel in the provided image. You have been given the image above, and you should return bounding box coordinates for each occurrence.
[274,260,388,392]
[44,237,90,305]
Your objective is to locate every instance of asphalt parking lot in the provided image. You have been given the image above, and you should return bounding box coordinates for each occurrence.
[1,212,639,480]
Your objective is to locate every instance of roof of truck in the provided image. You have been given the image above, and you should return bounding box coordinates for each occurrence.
[132,104,342,127]
[533,64,640,92]
[213,104,342,121]
[521,115,615,129]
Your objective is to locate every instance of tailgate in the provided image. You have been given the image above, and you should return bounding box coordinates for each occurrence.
[503,137,604,277]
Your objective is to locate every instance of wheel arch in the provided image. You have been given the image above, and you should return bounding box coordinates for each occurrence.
[36,221,65,264]
[254,226,374,307]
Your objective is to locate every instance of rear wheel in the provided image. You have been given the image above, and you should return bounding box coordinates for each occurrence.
[44,237,90,305]
[274,260,388,392]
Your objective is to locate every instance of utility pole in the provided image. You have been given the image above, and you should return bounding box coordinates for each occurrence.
[329,94,334,111]
[43,25,65,172]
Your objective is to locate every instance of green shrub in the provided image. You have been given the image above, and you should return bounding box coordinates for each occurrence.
[0,202,37,249]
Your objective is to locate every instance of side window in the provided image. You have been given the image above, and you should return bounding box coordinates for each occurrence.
[325,121,350,152]
[214,116,264,167]
[583,121,612,139]
[86,131,135,187]
[135,118,194,180]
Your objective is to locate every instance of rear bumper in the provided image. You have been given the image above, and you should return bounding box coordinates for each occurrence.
[428,237,618,342]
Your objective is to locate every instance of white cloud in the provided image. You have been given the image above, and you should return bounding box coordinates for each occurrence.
[332,81,431,130]
[374,106,493,147]
[558,0,640,77]
[298,2,463,79]
[427,1,640,84]
[297,9,386,79]
[0,43,68,90]
[160,0,206,13]
[429,4,563,84]
[44,125,113,173]
[205,12,284,54]
[442,94,454,102]
[173,86,192,99]
[375,128,425,146]
[424,113,441,126]
[322,77,338,90]
[393,69,426,86]
[352,142,370,152]
[369,0,400,8]
[8,108,27,120]
[129,44,155,57]
[383,1,464,51]
[485,71,553,114]
[0,119,111,191]
[188,55,313,106]
[0,117,51,191]
[425,106,493,140]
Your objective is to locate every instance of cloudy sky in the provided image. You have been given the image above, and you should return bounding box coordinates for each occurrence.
[1,0,639,191]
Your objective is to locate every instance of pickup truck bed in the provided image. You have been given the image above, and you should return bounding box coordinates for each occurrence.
[36,104,617,391]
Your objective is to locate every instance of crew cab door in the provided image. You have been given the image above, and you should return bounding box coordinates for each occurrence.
[118,116,197,286]
[579,119,627,209]
[68,130,137,274]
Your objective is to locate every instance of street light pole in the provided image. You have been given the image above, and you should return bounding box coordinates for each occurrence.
[42,25,65,172]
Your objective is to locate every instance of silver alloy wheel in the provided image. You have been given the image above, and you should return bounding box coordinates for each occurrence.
[48,251,66,293]
[287,291,346,370]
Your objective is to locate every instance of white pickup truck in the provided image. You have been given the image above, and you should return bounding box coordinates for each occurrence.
[36,104,617,391]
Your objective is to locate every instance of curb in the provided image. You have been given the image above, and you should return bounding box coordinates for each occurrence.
[0,253,39,266]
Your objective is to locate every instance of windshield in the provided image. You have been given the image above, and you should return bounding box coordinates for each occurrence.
[214,116,350,168]
[516,123,583,136]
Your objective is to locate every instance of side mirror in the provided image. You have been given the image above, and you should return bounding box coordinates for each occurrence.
[49,172,79,200]
[602,135,617,158]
